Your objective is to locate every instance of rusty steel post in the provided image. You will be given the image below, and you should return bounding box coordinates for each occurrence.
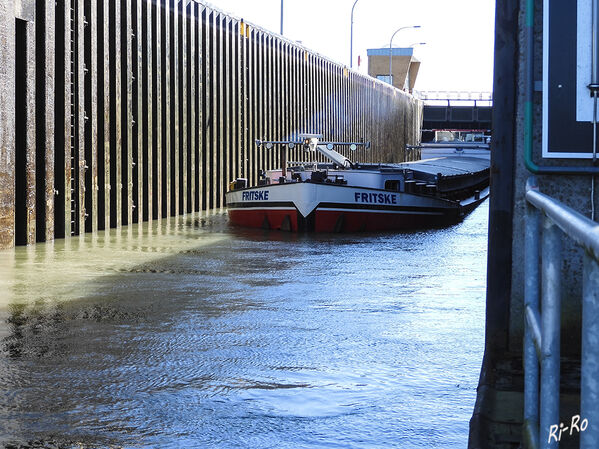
[0,0,15,248]
[100,0,110,231]
[39,0,56,242]
[24,20,36,245]
[61,1,71,237]
[89,0,99,234]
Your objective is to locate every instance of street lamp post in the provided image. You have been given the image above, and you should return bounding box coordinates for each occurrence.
[281,0,284,35]
[350,0,360,68]
[389,25,421,87]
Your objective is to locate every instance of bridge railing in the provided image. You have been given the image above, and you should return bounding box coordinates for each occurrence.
[523,177,599,448]
[413,90,493,106]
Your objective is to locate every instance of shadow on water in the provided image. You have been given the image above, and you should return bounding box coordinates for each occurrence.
[0,202,489,448]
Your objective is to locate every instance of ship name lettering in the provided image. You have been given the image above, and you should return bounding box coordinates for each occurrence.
[354,192,397,204]
[242,190,269,201]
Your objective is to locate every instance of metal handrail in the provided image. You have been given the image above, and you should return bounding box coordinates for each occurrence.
[524,177,599,448]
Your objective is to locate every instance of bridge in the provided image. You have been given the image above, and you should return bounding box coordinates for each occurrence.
[416,91,492,142]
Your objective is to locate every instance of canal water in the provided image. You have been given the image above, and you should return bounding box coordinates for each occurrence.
[0,201,488,449]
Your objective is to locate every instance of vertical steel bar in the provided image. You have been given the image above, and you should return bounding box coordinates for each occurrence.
[312,55,316,140]
[256,32,263,179]
[102,0,110,230]
[0,0,15,248]
[115,0,122,228]
[173,0,179,217]
[204,8,212,210]
[318,58,329,139]
[42,0,56,241]
[123,0,133,227]
[135,0,143,224]
[246,26,252,184]
[154,0,162,220]
[285,43,290,144]
[222,17,229,194]
[251,29,257,185]
[189,0,196,213]
[77,0,86,235]
[25,20,36,244]
[240,20,247,180]
[64,1,73,236]
[164,0,171,218]
[181,0,188,215]
[211,11,218,209]
[273,36,278,166]
[170,0,181,216]
[274,38,280,168]
[230,20,237,184]
[524,189,541,448]
[326,62,332,144]
[306,53,311,136]
[196,5,206,211]
[266,35,272,169]
[581,253,599,448]
[217,14,224,207]
[143,0,152,222]
[236,21,242,180]
[300,50,305,138]
[90,0,99,233]
[540,217,562,449]
[292,46,298,158]
[333,65,338,142]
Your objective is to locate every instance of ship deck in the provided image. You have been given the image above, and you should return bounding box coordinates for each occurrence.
[397,156,490,177]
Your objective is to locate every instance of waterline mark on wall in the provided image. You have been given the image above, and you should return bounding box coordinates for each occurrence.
[548,415,589,443]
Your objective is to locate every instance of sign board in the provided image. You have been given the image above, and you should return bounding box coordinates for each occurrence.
[543,0,596,158]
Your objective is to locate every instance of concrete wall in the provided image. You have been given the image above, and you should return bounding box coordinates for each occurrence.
[470,0,596,447]
[0,0,423,249]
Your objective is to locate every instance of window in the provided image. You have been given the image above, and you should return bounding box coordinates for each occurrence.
[385,180,400,191]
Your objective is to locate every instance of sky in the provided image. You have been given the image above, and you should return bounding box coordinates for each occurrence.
[203,0,496,93]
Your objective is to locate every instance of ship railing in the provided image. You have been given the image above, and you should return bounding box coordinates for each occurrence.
[523,177,599,448]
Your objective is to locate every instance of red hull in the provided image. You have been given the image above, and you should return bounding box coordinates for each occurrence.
[228,207,458,232]
[228,208,299,232]
[313,209,455,232]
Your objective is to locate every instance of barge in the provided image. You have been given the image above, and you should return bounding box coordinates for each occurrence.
[225,135,490,233]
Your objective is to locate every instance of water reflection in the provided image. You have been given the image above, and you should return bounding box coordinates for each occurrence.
[0,203,488,448]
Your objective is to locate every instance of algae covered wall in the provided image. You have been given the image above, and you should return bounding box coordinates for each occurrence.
[0,0,422,249]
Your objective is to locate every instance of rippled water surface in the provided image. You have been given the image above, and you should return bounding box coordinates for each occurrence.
[0,201,488,448]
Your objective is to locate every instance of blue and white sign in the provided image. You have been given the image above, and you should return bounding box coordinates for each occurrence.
[543,0,596,158]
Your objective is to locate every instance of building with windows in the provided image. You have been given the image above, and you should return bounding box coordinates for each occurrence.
[367,47,420,92]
